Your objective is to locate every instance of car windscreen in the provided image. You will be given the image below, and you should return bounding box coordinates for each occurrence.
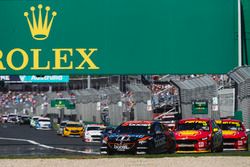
[220,122,243,131]
[114,125,150,134]
[38,120,50,122]
[66,124,82,127]
[177,122,210,131]
[60,123,67,127]
[87,127,101,131]
[9,115,17,117]
[161,117,178,121]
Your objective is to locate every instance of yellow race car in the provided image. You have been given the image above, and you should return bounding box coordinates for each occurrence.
[62,121,84,137]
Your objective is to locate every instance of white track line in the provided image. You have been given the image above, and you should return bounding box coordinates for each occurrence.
[0,137,100,155]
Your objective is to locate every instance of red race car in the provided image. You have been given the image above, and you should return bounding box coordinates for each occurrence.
[174,118,223,153]
[216,119,248,151]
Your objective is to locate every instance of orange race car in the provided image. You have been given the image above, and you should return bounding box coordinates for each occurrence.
[174,118,223,153]
[216,119,248,151]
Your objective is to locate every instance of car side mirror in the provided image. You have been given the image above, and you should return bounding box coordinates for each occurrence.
[213,128,219,133]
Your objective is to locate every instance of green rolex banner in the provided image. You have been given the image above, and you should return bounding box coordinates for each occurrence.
[0,0,237,75]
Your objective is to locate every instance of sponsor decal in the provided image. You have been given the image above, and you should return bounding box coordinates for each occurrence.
[24,4,56,41]
[114,144,129,151]
[116,135,131,142]
[184,120,208,126]
[122,121,152,127]
[0,2,99,73]
[0,0,238,74]
[127,124,150,127]
[222,130,236,135]
[179,130,199,136]
[222,122,240,126]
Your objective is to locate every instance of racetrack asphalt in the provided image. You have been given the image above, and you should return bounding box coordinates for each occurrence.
[0,123,101,156]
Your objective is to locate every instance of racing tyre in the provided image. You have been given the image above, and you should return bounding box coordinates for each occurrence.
[106,148,114,155]
[216,143,223,152]
[210,142,215,153]
[167,140,176,154]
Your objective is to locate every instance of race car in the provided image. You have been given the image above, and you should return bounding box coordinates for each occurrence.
[56,121,68,135]
[216,119,248,151]
[174,118,223,153]
[19,115,31,125]
[1,115,8,123]
[30,116,41,128]
[7,113,19,124]
[100,120,176,155]
[35,117,51,130]
[83,124,106,143]
[62,121,84,137]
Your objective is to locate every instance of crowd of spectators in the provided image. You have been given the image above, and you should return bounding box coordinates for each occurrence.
[0,91,47,113]
[150,84,178,109]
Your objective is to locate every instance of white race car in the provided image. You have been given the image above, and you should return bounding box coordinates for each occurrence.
[83,124,106,143]
[35,117,51,130]
[1,115,8,123]
[7,113,19,124]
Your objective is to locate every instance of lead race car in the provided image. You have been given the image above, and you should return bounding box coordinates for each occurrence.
[216,119,248,151]
[100,120,176,155]
[174,118,223,153]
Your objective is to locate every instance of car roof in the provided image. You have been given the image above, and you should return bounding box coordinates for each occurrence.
[38,117,50,120]
[66,121,81,124]
[8,113,17,116]
[86,124,105,127]
[61,121,68,123]
[21,115,30,117]
[32,116,41,119]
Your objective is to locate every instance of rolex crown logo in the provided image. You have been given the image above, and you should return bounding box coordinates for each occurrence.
[24,4,57,41]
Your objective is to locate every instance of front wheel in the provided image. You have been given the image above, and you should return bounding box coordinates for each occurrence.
[106,148,114,155]
[217,139,224,152]
[167,140,176,154]
[216,143,223,152]
[210,142,215,153]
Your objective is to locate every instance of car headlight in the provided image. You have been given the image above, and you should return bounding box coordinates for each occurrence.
[138,136,151,144]
[138,140,148,144]
[102,137,108,144]
[240,136,246,140]
[201,137,208,141]
[65,128,69,131]
[85,132,91,137]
